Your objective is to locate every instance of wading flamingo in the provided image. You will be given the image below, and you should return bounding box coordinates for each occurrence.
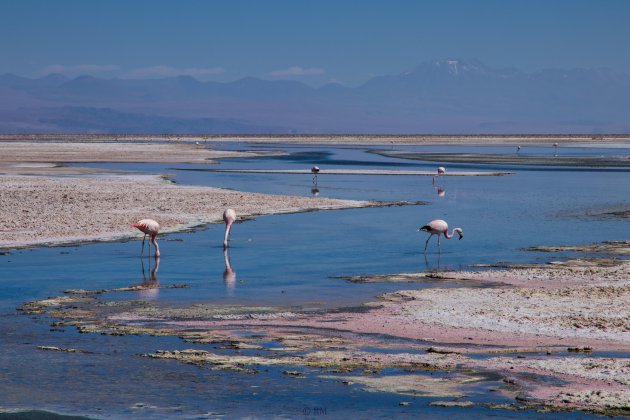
[433,166,446,186]
[223,208,236,248]
[419,219,463,253]
[311,166,320,184]
[131,219,160,258]
[553,142,559,156]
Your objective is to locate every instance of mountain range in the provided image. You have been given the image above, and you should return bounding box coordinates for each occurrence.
[1,59,629,134]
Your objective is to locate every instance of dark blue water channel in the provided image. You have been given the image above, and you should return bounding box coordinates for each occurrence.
[1,143,629,418]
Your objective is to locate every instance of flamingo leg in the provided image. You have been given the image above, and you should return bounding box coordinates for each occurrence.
[140,234,146,256]
[424,234,433,252]
[438,234,442,252]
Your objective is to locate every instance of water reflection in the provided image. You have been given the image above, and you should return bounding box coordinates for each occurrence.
[223,248,236,295]
[423,252,442,273]
[311,186,320,197]
[137,257,160,300]
[436,186,445,197]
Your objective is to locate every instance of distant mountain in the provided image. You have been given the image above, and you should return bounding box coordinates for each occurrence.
[1,59,629,133]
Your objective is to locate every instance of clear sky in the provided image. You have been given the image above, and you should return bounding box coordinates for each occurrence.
[2,0,629,86]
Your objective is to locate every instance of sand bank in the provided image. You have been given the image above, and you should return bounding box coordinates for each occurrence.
[372,150,630,167]
[0,140,282,166]
[208,168,512,176]
[0,174,399,249]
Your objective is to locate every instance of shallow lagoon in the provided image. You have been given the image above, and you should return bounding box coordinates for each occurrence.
[1,144,629,418]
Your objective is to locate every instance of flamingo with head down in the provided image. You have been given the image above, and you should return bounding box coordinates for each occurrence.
[131,218,160,258]
[419,219,463,253]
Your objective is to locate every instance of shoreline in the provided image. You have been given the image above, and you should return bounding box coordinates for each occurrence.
[0,173,413,250]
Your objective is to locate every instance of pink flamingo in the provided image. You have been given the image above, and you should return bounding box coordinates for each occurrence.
[433,166,446,185]
[131,219,160,258]
[311,166,320,184]
[419,219,463,252]
[223,208,236,248]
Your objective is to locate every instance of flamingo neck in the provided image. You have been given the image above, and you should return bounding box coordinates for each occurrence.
[223,222,232,247]
[444,229,456,239]
[151,235,160,258]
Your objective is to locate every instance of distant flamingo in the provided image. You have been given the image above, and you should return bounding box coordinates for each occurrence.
[223,208,236,248]
[419,219,463,252]
[553,142,559,156]
[131,219,160,258]
[516,145,521,154]
[433,166,446,186]
[311,166,320,184]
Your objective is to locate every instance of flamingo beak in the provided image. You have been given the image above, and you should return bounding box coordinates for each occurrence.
[458,232,464,240]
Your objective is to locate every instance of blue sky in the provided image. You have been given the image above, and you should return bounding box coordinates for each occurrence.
[2,0,629,86]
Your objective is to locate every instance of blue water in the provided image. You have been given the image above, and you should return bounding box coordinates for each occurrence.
[1,143,629,418]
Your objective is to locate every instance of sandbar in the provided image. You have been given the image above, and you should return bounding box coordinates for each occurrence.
[0,174,396,249]
[207,168,512,176]
[0,140,282,167]
[372,150,630,167]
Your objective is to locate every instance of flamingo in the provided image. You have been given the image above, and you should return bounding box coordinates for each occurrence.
[516,145,521,153]
[433,166,446,186]
[223,208,236,248]
[419,219,463,252]
[311,166,320,184]
[131,219,160,258]
[553,142,559,156]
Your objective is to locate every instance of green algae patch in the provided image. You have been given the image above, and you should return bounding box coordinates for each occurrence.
[430,400,475,408]
[319,374,478,398]
[140,348,469,374]
[36,346,93,354]
[63,284,189,295]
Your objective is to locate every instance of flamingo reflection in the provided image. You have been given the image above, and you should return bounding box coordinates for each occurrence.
[311,186,320,197]
[223,247,236,294]
[137,256,160,300]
